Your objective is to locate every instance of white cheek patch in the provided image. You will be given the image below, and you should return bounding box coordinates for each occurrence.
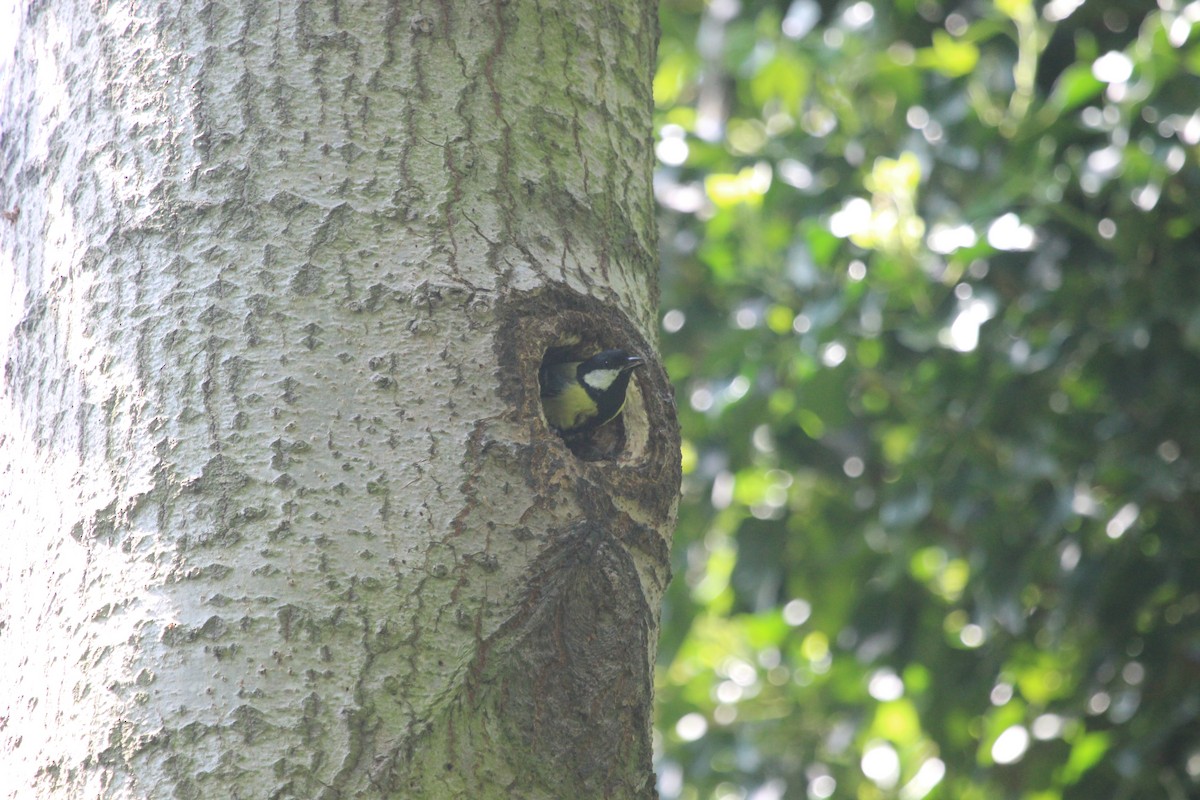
[583,368,619,390]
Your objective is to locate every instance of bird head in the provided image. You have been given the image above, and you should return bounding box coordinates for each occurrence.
[578,349,643,391]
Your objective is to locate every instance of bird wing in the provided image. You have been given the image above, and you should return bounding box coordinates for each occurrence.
[539,360,601,431]
[539,360,580,398]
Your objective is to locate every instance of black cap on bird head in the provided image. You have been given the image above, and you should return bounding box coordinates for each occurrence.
[578,349,643,390]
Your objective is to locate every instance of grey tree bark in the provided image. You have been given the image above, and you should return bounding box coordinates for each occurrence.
[0,1,678,798]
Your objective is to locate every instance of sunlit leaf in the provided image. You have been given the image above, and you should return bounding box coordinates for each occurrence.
[705,165,772,208]
[994,0,1033,20]
[917,32,980,78]
[872,699,923,743]
[1059,731,1110,784]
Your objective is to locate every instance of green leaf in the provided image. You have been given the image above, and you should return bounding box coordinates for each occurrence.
[750,51,811,110]
[1059,731,1110,784]
[917,32,980,78]
[1046,63,1104,113]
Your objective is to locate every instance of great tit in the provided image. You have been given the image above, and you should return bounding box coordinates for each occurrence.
[539,349,644,435]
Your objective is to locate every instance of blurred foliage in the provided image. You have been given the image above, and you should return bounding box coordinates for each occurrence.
[652,0,1200,798]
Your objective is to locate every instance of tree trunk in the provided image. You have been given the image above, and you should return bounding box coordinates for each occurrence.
[0,1,677,798]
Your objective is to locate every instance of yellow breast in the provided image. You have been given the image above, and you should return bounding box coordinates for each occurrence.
[542,381,597,431]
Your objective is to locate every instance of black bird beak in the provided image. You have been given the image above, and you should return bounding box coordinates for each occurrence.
[623,355,644,371]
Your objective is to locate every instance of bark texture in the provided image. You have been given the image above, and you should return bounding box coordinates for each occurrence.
[0,1,676,798]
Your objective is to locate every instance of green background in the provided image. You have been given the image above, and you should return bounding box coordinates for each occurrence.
[652,0,1200,797]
